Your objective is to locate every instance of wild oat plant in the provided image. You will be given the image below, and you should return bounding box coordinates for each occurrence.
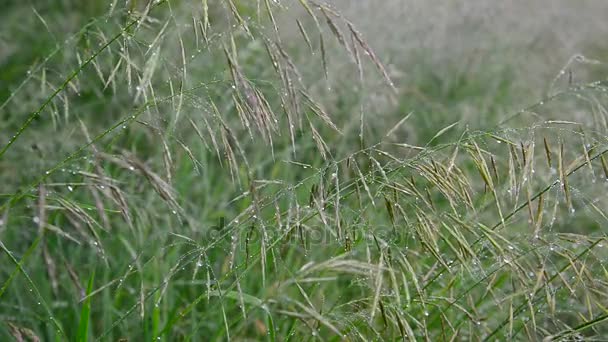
[1,1,608,341]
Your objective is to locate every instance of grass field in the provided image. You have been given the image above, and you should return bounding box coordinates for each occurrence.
[2,1,608,340]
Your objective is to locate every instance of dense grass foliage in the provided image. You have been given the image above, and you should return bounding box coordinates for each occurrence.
[2,1,608,340]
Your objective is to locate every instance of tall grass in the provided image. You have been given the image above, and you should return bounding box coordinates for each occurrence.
[2,0,608,340]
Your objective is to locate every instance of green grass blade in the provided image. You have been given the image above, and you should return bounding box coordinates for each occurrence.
[77,271,95,342]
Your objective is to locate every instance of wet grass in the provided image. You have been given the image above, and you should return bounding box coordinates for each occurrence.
[2,1,608,340]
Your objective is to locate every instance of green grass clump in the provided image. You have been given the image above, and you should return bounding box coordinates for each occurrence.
[2,0,608,340]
